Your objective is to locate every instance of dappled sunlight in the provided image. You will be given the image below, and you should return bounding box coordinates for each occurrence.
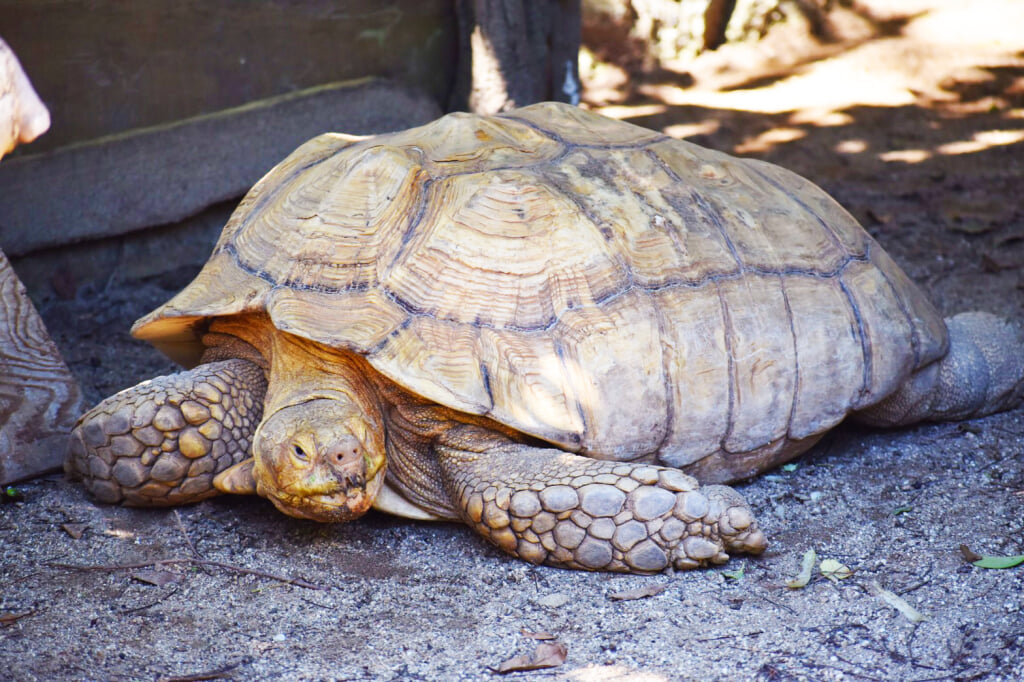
[734,126,807,154]
[588,0,1024,167]
[936,129,1024,155]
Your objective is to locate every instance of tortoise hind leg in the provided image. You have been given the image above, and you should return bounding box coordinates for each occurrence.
[856,312,1024,426]
[66,359,266,506]
[435,425,766,574]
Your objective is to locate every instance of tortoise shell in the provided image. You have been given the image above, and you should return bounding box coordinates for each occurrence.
[133,102,948,481]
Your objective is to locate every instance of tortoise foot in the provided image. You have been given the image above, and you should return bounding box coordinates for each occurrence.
[66,359,266,506]
[437,427,765,573]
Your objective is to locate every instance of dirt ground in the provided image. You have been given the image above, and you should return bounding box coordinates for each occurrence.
[3,1,1024,679]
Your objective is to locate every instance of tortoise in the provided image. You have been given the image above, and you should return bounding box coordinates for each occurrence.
[67,102,1024,574]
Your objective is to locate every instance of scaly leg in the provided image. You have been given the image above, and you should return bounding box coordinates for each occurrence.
[66,359,266,506]
[857,312,1024,426]
[436,425,766,573]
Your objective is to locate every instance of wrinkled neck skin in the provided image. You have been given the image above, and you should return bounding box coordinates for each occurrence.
[253,329,389,522]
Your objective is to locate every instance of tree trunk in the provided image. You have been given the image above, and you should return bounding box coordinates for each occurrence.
[451,0,582,114]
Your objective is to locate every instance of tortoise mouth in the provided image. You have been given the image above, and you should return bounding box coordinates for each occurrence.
[259,469,385,523]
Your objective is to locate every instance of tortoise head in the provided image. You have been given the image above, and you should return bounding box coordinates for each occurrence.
[215,397,386,522]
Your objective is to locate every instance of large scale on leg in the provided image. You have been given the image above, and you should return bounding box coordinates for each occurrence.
[67,103,1024,573]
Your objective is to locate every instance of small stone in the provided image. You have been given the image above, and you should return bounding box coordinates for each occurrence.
[509,490,541,517]
[210,404,226,422]
[683,536,721,560]
[625,540,669,572]
[179,400,211,425]
[539,532,557,552]
[574,538,613,569]
[578,484,626,517]
[536,592,570,608]
[178,428,211,459]
[588,518,615,540]
[482,486,497,503]
[466,494,484,523]
[630,486,676,521]
[109,435,143,458]
[659,469,696,492]
[532,511,557,533]
[613,520,648,552]
[676,491,709,521]
[141,449,158,466]
[595,473,618,485]
[553,520,586,549]
[111,458,149,488]
[523,529,540,543]
[674,556,700,570]
[539,485,578,513]
[482,502,510,530]
[631,466,659,485]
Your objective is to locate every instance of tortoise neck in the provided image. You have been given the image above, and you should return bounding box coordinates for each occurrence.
[263,331,384,430]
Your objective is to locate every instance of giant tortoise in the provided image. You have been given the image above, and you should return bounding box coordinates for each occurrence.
[67,102,1024,573]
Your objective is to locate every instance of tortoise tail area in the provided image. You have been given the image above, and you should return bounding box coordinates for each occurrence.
[854,312,1024,427]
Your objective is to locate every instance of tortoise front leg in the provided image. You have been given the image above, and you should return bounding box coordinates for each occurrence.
[66,359,266,506]
[436,426,766,573]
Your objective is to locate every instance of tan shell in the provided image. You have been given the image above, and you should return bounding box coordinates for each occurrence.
[134,102,948,479]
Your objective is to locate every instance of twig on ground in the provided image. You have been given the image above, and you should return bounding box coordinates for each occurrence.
[156,659,246,682]
[173,510,199,557]
[44,558,328,590]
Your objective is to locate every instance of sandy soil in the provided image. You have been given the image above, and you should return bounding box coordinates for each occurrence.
[3,1,1024,679]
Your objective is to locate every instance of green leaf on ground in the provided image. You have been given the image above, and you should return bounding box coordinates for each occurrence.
[722,566,744,580]
[786,549,816,589]
[973,554,1024,569]
[960,544,1024,569]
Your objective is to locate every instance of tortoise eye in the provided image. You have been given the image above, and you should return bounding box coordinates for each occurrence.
[293,444,307,460]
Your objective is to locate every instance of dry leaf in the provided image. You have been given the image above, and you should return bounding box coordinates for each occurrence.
[131,570,183,587]
[819,559,853,582]
[786,549,817,589]
[608,583,668,601]
[960,544,984,563]
[494,641,567,673]
[0,610,33,626]
[869,581,928,623]
[61,523,86,539]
